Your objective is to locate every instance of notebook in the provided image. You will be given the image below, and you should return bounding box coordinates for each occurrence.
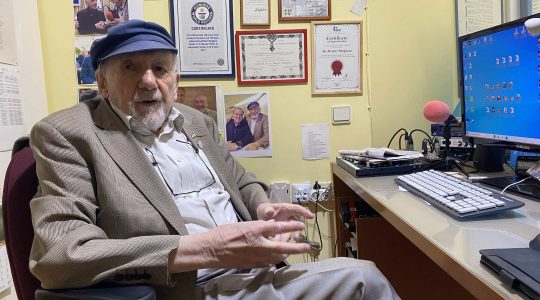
[480,234,540,300]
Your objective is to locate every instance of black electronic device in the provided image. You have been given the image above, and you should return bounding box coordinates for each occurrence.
[480,233,540,300]
[336,157,428,177]
[459,14,540,197]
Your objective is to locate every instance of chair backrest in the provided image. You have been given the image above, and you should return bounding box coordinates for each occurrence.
[2,138,41,300]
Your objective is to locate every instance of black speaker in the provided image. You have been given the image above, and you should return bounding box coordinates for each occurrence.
[473,144,505,172]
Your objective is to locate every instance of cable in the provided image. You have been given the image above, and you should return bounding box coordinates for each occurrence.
[308,200,334,212]
[312,181,323,260]
[386,128,408,149]
[501,176,532,194]
[409,129,434,151]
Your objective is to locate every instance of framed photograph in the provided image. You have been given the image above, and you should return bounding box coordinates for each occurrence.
[74,0,140,36]
[176,85,224,131]
[170,0,235,78]
[278,0,331,21]
[75,35,103,85]
[311,21,362,95]
[235,29,308,84]
[223,91,272,158]
[241,0,270,26]
[78,87,99,102]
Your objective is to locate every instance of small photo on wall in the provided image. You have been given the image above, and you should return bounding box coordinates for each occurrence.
[78,87,99,102]
[176,85,224,131]
[74,0,131,36]
[75,35,102,85]
[223,91,272,158]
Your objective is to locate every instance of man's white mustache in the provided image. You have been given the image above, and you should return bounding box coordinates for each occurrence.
[133,93,162,103]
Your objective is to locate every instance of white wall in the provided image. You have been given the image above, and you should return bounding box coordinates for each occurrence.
[0,0,48,200]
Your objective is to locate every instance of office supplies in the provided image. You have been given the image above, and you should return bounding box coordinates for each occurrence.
[395,170,524,219]
[480,233,540,299]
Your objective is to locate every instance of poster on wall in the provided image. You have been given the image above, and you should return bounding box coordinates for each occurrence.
[0,64,24,151]
[74,0,143,36]
[170,0,235,77]
[176,85,224,131]
[223,91,272,158]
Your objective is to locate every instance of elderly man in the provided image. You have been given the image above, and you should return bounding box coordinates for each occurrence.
[192,93,218,124]
[76,0,107,34]
[245,101,270,150]
[226,107,253,151]
[29,20,399,299]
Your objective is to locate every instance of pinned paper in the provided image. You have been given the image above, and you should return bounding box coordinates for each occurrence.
[351,0,367,16]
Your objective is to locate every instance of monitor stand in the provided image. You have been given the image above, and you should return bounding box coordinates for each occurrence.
[480,176,540,201]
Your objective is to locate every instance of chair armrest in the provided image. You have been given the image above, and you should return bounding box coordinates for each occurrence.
[35,284,156,300]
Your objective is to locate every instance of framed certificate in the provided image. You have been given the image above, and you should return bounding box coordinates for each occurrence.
[311,21,362,95]
[235,29,308,84]
[170,0,235,78]
[278,0,331,21]
[241,0,270,26]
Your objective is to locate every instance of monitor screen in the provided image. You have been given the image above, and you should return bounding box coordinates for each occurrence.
[460,17,540,147]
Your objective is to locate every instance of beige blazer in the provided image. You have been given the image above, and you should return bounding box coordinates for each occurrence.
[250,113,270,148]
[29,99,268,299]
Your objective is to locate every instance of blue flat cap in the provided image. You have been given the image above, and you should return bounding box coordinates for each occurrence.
[247,102,260,110]
[90,19,177,70]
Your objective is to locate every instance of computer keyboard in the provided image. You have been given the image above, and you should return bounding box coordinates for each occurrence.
[394,170,525,219]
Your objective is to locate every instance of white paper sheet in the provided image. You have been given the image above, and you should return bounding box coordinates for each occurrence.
[351,0,366,16]
[301,123,329,160]
[457,0,502,36]
[0,64,24,151]
[0,0,17,65]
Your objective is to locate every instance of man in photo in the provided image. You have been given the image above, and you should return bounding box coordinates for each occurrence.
[226,107,253,151]
[192,93,218,124]
[175,87,186,104]
[76,49,96,84]
[245,101,270,150]
[105,0,129,27]
[76,0,107,35]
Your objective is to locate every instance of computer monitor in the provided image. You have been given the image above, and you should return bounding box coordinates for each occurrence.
[459,15,540,199]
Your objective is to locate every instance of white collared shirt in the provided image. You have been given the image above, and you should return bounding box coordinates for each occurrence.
[110,103,239,282]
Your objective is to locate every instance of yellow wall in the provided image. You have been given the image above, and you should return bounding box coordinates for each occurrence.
[36,0,457,261]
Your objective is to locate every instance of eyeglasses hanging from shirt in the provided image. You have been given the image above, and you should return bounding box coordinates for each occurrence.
[144,140,217,196]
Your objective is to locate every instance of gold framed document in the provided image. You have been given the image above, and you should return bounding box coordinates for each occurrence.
[278,0,331,21]
[311,21,362,95]
[241,0,270,26]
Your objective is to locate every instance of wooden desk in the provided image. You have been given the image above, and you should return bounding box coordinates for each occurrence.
[331,163,540,300]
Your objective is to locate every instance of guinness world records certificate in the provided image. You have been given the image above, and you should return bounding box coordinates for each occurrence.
[312,21,362,95]
[171,0,235,77]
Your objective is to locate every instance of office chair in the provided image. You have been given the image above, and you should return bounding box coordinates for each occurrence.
[2,137,156,300]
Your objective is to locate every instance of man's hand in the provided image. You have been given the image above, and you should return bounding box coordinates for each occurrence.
[256,203,314,242]
[168,221,310,273]
[244,141,261,150]
[226,141,240,151]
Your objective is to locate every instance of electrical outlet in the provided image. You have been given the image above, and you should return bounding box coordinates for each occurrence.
[292,183,311,203]
[269,182,290,203]
[309,188,327,201]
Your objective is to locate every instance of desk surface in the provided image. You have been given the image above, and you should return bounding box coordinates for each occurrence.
[332,163,540,300]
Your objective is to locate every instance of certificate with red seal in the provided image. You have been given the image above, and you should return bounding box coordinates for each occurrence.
[312,21,362,95]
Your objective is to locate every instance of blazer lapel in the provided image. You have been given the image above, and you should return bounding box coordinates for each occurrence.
[93,100,188,235]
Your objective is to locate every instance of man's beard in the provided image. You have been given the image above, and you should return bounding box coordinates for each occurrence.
[132,92,171,132]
